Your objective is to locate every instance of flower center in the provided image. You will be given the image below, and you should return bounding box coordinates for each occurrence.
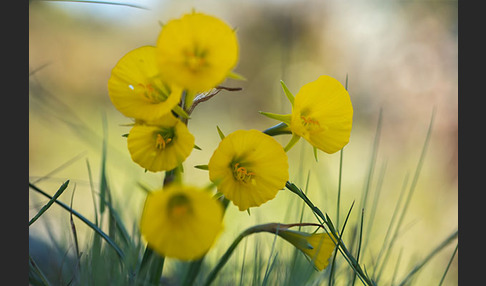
[167,193,192,219]
[232,163,255,184]
[137,80,171,104]
[154,128,175,150]
[184,47,208,72]
[300,115,320,128]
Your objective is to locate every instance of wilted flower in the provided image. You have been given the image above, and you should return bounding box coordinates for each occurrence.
[127,114,195,172]
[108,46,183,121]
[208,129,289,211]
[140,184,224,260]
[156,12,239,93]
[278,228,336,271]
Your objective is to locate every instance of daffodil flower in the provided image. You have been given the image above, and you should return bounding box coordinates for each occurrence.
[156,12,239,94]
[208,129,289,211]
[127,114,195,172]
[108,46,183,121]
[262,75,353,154]
[140,184,224,260]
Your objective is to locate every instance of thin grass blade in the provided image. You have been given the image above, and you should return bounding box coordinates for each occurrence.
[396,229,458,286]
[438,242,458,286]
[29,182,125,260]
[29,180,70,226]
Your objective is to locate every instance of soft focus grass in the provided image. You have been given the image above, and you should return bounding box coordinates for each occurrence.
[29,109,457,285]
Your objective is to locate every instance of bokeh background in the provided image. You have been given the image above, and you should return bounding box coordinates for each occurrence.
[29,0,458,284]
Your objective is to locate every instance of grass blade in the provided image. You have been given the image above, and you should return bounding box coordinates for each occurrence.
[351,208,365,285]
[36,0,148,9]
[69,185,82,265]
[438,242,458,286]
[29,255,52,286]
[329,201,355,286]
[373,172,410,281]
[29,182,125,260]
[29,180,70,226]
[396,229,458,286]
[378,108,437,281]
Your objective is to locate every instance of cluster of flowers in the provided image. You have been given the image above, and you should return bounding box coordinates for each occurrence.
[108,11,353,271]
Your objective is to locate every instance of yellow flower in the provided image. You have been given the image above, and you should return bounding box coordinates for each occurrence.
[156,12,239,93]
[108,46,183,121]
[278,229,336,271]
[140,184,224,260]
[208,129,289,211]
[127,114,195,172]
[290,75,353,154]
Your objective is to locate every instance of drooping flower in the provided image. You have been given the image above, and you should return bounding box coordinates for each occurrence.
[278,229,336,271]
[127,114,195,172]
[156,12,239,93]
[140,184,224,260]
[261,76,353,154]
[208,129,289,211]
[290,75,353,154]
[108,46,183,121]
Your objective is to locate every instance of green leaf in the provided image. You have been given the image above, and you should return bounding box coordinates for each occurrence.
[280,80,294,106]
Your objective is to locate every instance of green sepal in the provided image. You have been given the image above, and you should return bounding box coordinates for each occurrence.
[227,71,246,81]
[259,112,291,125]
[284,134,301,152]
[184,90,197,110]
[194,144,202,150]
[172,104,190,119]
[212,191,224,199]
[216,126,225,140]
[194,164,209,170]
[280,80,294,106]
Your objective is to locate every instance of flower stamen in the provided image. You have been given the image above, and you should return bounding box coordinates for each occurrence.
[232,163,255,183]
[301,115,320,127]
[138,82,170,104]
[184,49,208,72]
[155,133,172,150]
[167,193,192,219]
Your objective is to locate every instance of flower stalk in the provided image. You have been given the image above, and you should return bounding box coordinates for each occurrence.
[285,181,376,286]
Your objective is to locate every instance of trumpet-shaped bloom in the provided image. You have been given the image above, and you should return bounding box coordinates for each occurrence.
[127,114,195,172]
[140,185,224,260]
[290,75,353,154]
[208,129,289,211]
[278,229,336,271]
[108,46,182,121]
[156,12,239,92]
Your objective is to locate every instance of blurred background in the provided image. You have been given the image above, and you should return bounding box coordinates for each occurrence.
[29,0,457,284]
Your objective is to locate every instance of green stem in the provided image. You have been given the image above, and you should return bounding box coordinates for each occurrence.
[203,223,283,286]
[262,122,292,137]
